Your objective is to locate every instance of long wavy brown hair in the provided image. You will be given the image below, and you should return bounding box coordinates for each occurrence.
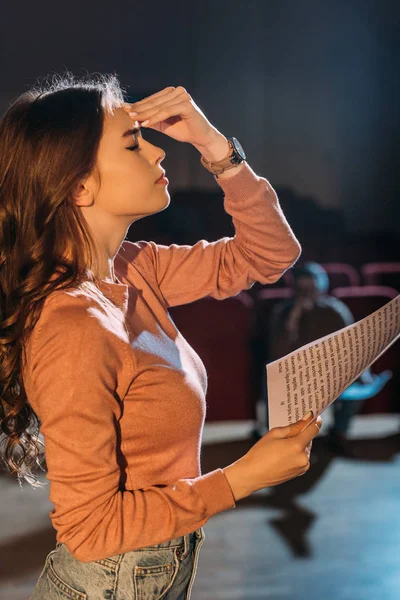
[0,71,126,487]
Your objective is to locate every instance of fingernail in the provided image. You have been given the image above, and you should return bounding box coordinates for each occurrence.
[122,102,132,109]
[303,411,313,420]
[141,119,150,126]
[129,111,138,117]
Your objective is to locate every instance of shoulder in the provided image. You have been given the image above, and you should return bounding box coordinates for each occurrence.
[318,295,354,324]
[32,285,120,343]
[117,239,157,265]
[115,240,161,282]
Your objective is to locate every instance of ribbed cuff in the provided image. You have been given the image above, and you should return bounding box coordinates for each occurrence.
[214,162,268,199]
[194,468,237,517]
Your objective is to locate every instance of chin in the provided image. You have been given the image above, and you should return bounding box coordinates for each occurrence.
[160,191,171,207]
[159,196,171,211]
[130,196,170,223]
[151,194,170,214]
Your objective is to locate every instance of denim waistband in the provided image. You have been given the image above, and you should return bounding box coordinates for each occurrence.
[55,526,204,562]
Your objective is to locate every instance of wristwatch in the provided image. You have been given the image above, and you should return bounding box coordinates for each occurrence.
[200,136,246,178]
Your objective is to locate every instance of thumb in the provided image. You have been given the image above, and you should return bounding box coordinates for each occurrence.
[272,411,314,439]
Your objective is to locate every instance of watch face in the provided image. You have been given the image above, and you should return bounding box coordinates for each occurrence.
[231,137,246,160]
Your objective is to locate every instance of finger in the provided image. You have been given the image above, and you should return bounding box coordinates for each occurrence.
[132,99,190,128]
[128,100,180,123]
[127,91,188,121]
[129,88,186,115]
[121,87,177,112]
[300,414,319,433]
[133,86,177,105]
[298,416,322,446]
[272,412,314,439]
[305,440,313,458]
[299,462,311,476]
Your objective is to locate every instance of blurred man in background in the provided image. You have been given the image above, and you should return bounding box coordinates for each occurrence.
[266,262,391,456]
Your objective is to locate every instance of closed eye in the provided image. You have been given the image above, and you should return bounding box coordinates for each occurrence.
[127,144,139,151]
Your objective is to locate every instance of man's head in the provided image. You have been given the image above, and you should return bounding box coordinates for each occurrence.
[292,262,329,301]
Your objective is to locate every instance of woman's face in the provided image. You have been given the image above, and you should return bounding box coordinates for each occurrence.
[94,106,169,219]
[70,106,169,279]
[75,106,169,224]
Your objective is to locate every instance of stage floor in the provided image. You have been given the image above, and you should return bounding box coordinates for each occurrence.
[1,412,399,600]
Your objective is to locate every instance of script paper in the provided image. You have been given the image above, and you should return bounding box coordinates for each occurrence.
[267,295,400,429]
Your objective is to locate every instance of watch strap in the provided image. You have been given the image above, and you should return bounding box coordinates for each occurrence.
[200,137,245,177]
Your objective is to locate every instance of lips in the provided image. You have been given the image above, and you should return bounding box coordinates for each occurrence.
[155,171,166,182]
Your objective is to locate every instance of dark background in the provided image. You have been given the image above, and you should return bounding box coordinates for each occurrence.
[1,0,398,259]
[0,4,399,598]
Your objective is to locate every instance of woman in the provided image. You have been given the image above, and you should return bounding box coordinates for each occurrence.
[0,72,322,599]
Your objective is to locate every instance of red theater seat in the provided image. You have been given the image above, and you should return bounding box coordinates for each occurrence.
[282,270,295,288]
[331,285,399,414]
[361,262,400,293]
[169,292,259,422]
[256,288,294,301]
[248,270,294,301]
[319,262,360,290]
[331,285,398,319]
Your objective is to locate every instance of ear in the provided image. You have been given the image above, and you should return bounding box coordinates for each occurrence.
[72,180,94,208]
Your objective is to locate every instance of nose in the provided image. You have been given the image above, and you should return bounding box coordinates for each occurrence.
[139,134,166,172]
[155,147,166,166]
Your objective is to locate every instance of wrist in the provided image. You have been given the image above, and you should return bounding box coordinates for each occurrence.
[195,133,246,179]
[194,131,230,162]
[222,459,251,502]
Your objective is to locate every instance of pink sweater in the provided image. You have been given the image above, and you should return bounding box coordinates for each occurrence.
[22,162,301,562]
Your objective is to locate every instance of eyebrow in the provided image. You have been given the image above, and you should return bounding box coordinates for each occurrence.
[122,127,141,138]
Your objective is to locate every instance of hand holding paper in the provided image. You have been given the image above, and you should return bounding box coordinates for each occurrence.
[223,412,322,501]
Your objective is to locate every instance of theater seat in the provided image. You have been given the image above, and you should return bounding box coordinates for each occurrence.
[319,262,360,290]
[282,270,295,288]
[361,262,400,293]
[169,291,259,421]
[256,288,294,301]
[247,269,294,302]
[331,285,398,320]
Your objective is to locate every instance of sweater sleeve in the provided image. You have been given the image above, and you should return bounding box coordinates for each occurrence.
[120,162,301,308]
[28,301,236,563]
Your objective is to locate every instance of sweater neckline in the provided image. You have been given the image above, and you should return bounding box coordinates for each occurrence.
[97,276,128,292]
[95,276,130,312]
[99,277,123,286]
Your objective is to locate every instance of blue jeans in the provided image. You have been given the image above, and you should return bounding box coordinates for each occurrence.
[30,527,205,600]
